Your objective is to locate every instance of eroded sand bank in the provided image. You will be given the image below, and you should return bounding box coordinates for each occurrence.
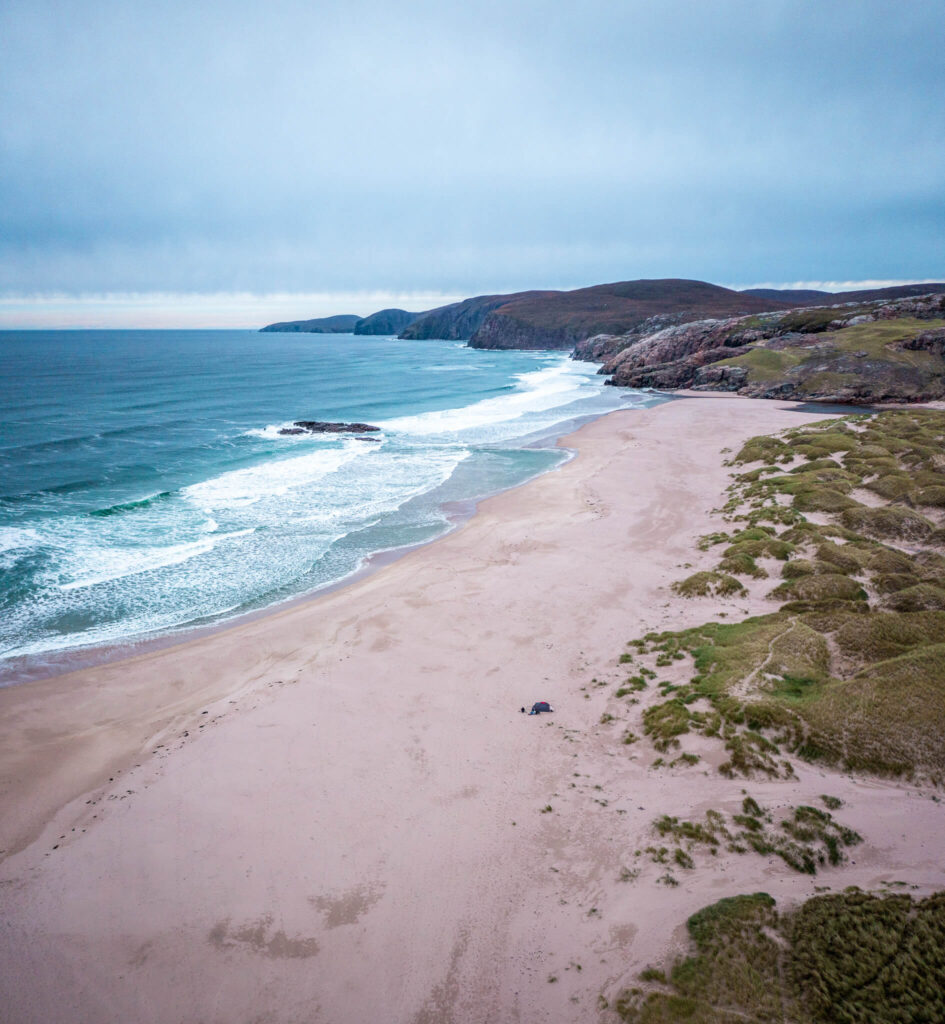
[2,395,943,1024]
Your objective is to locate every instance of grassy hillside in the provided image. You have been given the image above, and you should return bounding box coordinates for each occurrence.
[604,292,945,400]
[713,317,945,400]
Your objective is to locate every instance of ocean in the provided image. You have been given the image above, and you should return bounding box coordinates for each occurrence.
[0,330,664,679]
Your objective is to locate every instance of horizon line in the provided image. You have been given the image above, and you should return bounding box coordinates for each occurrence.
[1,279,942,330]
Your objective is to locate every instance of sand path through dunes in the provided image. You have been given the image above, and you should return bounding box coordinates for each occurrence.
[3,395,943,1024]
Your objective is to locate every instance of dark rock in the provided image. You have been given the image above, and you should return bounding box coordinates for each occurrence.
[900,327,945,358]
[278,421,381,435]
[690,365,751,391]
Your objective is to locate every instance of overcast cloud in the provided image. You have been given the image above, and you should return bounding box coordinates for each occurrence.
[1,0,943,324]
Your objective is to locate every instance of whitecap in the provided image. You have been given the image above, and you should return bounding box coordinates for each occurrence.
[58,528,255,591]
[182,441,366,511]
[378,357,601,437]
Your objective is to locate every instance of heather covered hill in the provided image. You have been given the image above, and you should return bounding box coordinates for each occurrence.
[467,279,797,350]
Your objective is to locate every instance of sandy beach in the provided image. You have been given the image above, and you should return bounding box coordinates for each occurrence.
[2,394,944,1024]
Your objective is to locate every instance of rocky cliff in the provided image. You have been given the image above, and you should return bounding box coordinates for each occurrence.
[602,293,945,404]
[399,291,552,340]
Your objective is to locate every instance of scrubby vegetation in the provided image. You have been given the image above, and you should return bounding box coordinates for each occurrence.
[595,412,945,1023]
[649,796,860,875]
[712,316,945,403]
[632,411,945,782]
[612,889,945,1024]
[672,571,746,598]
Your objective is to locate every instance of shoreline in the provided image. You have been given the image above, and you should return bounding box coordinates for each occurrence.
[0,401,622,687]
[4,393,941,1024]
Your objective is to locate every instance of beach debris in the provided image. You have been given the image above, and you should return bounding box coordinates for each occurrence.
[278,420,381,435]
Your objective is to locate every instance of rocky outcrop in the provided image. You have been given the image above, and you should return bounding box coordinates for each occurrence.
[602,293,945,404]
[279,421,380,435]
[261,315,362,333]
[900,327,945,357]
[469,313,578,350]
[353,309,420,335]
[591,289,945,369]
[600,317,767,380]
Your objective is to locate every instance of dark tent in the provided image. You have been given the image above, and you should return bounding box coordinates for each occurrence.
[531,701,553,713]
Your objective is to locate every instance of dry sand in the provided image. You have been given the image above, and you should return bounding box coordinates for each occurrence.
[2,394,943,1024]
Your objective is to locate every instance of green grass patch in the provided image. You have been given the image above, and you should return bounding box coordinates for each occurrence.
[840,505,935,541]
[673,572,746,598]
[612,890,945,1024]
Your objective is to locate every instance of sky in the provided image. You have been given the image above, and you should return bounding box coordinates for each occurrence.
[1,0,944,327]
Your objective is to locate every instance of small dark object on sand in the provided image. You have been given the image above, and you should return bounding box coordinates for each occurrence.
[528,701,554,715]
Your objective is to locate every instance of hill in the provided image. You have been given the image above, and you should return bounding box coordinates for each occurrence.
[399,279,799,350]
[741,287,832,303]
[352,309,420,335]
[743,283,945,304]
[468,279,802,350]
[260,314,362,333]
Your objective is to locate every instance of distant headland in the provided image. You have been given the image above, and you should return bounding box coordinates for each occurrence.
[261,277,945,404]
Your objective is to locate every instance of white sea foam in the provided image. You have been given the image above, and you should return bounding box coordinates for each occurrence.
[59,528,255,591]
[244,421,304,440]
[378,358,601,438]
[183,441,365,510]
[284,445,470,531]
[0,526,43,571]
[0,526,42,554]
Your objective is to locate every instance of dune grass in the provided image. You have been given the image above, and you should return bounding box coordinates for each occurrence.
[640,410,945,781]
[612,890,945,1024]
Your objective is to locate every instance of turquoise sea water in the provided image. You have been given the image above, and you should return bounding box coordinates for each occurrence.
[0,330,664,678]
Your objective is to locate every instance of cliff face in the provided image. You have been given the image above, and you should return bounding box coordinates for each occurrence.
[352,309,420,335]
[399,291,552,340]
[469,313,578,350]
[260,314,362,333]
[603,293,945,404]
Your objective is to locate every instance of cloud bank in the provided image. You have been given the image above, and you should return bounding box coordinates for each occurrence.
[1,0,943,323]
